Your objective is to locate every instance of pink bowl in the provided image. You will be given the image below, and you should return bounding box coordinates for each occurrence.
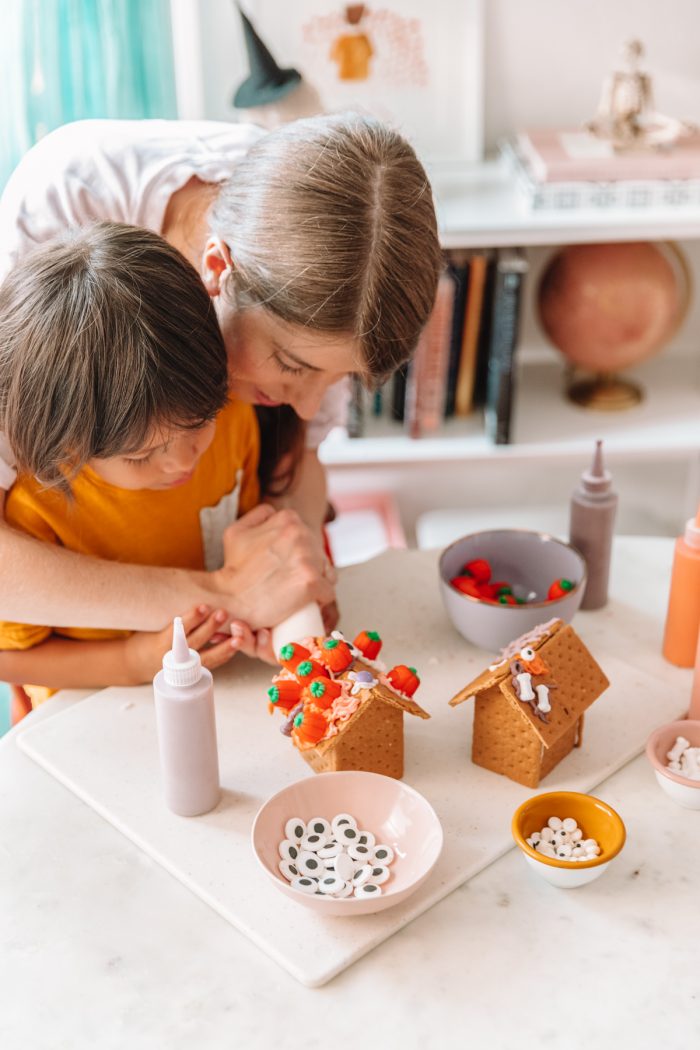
[251,771,443,915]
[646,719,700,808]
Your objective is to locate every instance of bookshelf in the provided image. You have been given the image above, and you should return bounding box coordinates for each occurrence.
[320,157,700,535]
[429,157,700,248]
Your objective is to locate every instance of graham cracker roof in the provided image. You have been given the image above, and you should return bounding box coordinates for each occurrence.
[449,621,609,749]
[310,657,429,759]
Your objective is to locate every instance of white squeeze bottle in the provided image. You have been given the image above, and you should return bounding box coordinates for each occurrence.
[153,617,220,817]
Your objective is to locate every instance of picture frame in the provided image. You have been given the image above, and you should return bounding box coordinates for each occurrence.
[239,0,484,166]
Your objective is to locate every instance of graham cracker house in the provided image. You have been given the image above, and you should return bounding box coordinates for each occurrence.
[449,619,609,788]
[267,632,430,780]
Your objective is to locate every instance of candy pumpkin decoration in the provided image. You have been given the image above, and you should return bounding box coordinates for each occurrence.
[304,675,343,710]
[353,629,382,660]
[293,658,326,684]
[278,642,311,674]
[386,664,420,698]
[319,637,353,674]
[291,705,328,749]
[267,678,303,714]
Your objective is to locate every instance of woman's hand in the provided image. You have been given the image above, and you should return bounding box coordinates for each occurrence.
[212,505,336,630]
[125,605,239,683]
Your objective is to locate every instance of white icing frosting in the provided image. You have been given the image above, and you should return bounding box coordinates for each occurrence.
[499,618,560,661]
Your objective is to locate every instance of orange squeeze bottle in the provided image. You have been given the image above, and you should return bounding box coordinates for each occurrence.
[662,505,700,667]
[689,627,700,721]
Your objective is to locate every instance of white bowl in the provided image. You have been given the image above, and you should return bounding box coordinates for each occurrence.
[646,719,700,809]
[439,528,587,652]
[251,771,443,915]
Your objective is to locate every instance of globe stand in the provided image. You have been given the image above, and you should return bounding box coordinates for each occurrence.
[567,371,643,411]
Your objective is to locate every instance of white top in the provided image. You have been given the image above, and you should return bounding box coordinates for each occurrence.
[0,119,349,484]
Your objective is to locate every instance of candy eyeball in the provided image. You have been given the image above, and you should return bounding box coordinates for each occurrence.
[355,882,382,898]
[337,825,360,845]
[318,841,342,859]
[278,840,300,861]
[279,860,299,880]
[367,865,390,885]
[300,832,329,852]
[331,813,357,834]
[307,817,331,837]
[318,875,346,895]
[352,864,373,886]
[372,844,394,864]
[284,818,306,842]
[298,851,323,876]
[520,646,536,661]
[291,876,318,894]
[348,843,372,861]
[276,814,397,900]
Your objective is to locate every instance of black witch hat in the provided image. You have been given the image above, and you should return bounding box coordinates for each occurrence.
[233,3,302,109]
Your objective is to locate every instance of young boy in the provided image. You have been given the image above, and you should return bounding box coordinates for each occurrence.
[0,223,260,702]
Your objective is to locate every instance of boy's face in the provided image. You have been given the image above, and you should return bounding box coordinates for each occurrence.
[87,420,216,491]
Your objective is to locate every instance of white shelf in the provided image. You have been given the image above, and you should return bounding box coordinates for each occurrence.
[429,159,700,249]
[319,355,700,468]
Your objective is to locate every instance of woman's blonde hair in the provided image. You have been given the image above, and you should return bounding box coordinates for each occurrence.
[211,112,442,493]
[0,223,229,491]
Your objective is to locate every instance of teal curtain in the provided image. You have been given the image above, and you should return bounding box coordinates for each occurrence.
[1,0,177,188]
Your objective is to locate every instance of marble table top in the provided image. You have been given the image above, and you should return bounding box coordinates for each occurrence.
[2,537,699,1050]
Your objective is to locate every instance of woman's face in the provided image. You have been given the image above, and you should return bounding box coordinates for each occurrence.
[215,301,362,420]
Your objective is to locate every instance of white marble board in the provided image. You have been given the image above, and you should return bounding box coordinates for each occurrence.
[17,547,689,986]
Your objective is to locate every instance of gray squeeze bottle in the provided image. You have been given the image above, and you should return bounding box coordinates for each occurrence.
[569,440,618,611]
[153,617,220,817]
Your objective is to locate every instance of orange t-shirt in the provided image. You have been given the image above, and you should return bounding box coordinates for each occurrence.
[0,398,260,654]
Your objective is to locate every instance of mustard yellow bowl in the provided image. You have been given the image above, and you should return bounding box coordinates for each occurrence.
[512,790,626,888]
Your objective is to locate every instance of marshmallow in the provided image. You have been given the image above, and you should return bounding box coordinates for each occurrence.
[666,736,691,763]
[531,817,601,864]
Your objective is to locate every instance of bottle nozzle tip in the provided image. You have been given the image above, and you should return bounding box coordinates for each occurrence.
[171,616,190,663]
[591,439,605,477]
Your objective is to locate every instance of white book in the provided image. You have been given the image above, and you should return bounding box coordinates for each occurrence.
[499,138,700,212]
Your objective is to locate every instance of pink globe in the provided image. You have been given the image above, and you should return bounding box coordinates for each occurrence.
[538,242,685,374]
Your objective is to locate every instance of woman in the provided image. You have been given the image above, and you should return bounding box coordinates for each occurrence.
[0,112,442,635]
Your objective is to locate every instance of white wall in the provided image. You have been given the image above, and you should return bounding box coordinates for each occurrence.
[483,0,700,153]
[177,0,700,151]
[176,0,700,541]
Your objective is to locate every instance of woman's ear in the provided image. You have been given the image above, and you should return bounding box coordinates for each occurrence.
[201,236,234,297]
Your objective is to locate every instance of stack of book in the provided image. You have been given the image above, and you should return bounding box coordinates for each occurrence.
[347,247,529,446]
[500,127,700,211]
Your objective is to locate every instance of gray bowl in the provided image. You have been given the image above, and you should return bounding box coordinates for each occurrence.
[438,529,587,652]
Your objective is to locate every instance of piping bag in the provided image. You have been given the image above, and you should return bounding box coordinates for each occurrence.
[271,602,325,658]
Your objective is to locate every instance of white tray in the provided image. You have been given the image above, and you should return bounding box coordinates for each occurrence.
[18,548,688,986]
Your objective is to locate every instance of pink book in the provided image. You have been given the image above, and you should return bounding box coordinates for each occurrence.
[406,272,455,437]
[518,127,700,183]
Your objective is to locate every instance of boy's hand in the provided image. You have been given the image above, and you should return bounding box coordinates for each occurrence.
[229,620,277,665]
[126,605,239,683]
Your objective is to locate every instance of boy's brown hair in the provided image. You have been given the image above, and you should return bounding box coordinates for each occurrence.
[0,222,229,491]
